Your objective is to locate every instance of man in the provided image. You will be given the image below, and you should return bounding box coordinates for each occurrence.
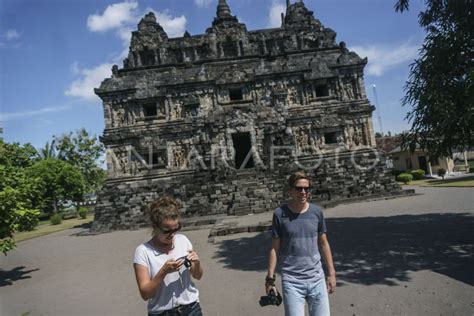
[266,171,336,316]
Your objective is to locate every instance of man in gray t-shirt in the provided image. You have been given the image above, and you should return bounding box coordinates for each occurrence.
[266,171,336,316]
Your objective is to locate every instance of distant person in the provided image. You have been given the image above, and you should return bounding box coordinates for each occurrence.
[134,196,203,316]
[266,171,336,316]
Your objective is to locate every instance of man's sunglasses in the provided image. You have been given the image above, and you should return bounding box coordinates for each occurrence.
[159,223,182,235]
[293,186,311,193]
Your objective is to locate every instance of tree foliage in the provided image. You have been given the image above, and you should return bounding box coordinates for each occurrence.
[395,0,473,158]
[0,138,42,254]
[27,159,86,214]
[55,128,106,193]
[0,128,102,255]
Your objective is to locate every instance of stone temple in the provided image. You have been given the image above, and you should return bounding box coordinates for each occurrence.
[92,0,402,232]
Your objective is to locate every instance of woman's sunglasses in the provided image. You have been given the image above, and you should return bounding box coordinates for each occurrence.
[159,223,182,235]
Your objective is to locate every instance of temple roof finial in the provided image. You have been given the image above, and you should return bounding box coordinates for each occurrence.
[217,0,232,18]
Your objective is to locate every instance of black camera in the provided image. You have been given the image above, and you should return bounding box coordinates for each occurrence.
[259,289,282,307]
[178,256,192,269]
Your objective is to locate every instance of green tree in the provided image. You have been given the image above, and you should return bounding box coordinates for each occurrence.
[28,159,86,214]
[395,0,473,158]
[0,137,41,254]
[55,128,105,193]
[0,141,38,168]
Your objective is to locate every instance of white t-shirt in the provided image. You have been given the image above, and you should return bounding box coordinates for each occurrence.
[133,234,200,313]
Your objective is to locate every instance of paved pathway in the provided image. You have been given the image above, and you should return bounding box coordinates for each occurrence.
[1,187,473,315]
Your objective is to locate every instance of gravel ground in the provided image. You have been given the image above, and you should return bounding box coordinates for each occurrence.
[1,187,473,316]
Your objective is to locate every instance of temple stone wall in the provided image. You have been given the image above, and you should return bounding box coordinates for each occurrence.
[92,1,401,232]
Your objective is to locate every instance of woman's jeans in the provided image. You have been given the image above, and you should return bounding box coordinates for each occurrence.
[148,301,203,316]
[282,278,330,316]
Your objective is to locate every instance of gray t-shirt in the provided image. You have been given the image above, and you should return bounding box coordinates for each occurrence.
[272,203,327,282]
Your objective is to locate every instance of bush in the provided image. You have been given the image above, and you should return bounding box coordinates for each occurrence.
[50,213,62,225]
[78,208,88,219]
[437,168,446,179]
[61,209,77,220]
[396,173,413,184]
[410,169,425,180]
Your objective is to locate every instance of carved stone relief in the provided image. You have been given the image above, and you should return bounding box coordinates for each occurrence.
[171,143,188,169]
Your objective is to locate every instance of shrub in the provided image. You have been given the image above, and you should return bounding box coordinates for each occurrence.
[61,209,77,220]
[437,168,446,179]
[50,213,62,225]
[396,173,413,184]
[78,208,88,219]
[410,169,425,180]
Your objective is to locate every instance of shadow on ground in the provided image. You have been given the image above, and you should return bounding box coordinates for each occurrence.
[0,266,40,287]
[73,222,92,229]
[214,213,474,286]
[426,175,474,185]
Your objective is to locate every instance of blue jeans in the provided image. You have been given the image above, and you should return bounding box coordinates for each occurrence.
[149,301,203,316]
[282,278,330,316]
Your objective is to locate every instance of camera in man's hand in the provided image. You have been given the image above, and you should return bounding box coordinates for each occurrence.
[259,289,282,307]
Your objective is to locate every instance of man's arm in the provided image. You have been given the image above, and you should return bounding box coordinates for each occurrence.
[318,233,336,293]
[266,237,280,294]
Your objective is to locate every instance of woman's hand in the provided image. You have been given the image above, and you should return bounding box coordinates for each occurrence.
[187,249,203,280]
[160,259,184,275]
[187,250,200,264]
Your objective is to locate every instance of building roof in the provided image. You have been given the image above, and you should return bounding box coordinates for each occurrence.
[388,143,423,154]
[375,136,401,153]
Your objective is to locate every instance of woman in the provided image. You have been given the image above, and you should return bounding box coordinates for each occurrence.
[134,196,203,315]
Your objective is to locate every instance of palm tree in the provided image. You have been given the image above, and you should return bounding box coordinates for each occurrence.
[37,140,57,159]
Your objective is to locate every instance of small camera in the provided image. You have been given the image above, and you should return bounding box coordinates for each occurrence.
[259,289,282,307]
[178,256,192,269]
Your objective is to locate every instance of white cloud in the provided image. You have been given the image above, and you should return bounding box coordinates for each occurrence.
[267,1,286,28]
[65,63,113,101]
[0,105,71,122]
[70,61,80,75]
[70,4,187,101]
[194,0,213,8]
[148,9,187,38]
[351,40,419,76]
[3,29,20,40]
[87,2,138,32]
[0,29,21,47]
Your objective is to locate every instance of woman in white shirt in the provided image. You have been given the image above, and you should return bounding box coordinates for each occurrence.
[134,196,203,315]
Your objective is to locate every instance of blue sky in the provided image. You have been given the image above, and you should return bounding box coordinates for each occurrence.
[0,0,426,150]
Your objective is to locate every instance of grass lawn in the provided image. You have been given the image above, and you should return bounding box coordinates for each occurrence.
[399,175,474,187]
[14,214,94,243]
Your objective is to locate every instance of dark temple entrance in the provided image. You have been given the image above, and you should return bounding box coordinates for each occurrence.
[232,132,254,169]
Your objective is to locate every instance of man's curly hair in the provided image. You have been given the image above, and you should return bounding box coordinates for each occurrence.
[147,196,181,229]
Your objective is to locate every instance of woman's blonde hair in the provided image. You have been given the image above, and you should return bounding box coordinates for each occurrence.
[147,196,181,230]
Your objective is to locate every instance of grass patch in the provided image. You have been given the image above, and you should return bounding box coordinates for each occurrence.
[14,214,94,243]
[399,175,474,187]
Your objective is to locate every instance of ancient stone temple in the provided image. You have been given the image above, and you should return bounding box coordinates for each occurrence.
[92,0,402,231]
